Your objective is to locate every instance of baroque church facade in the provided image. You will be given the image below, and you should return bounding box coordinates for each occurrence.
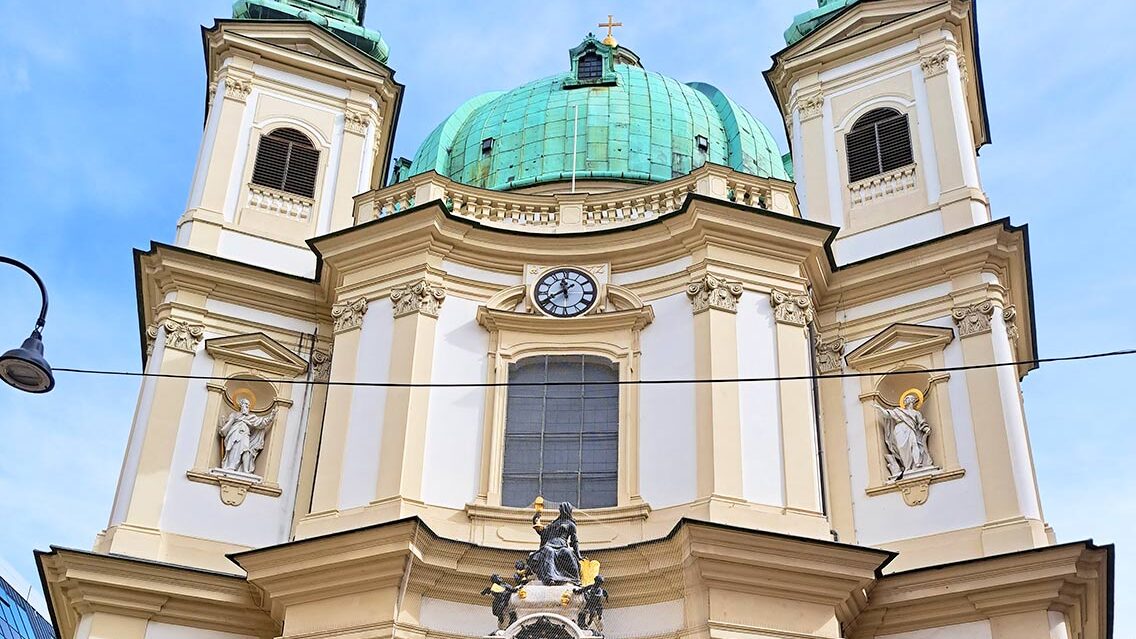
[36,1,1112,638]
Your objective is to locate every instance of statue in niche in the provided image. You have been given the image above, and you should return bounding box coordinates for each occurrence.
[874,388,935,479]
[218,397,277,476]
[527,502,583,585]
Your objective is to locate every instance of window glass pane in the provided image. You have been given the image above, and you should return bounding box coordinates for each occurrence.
[505,396,544,433]
[541,475,579,505]
[580,435,617,472]
[542,435,581,473]
[579,475,617,508]
[545,397,583,433]
[503,436,542,473]
[502,476,540,508]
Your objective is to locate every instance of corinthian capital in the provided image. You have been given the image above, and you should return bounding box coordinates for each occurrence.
[345,109,370,135]
[771,289,815,327]
[150,318,205,353]
[796,92,825,122]
[920,51,952,78]
[391,279,447,318]
[223,76,252,102]
[686,274,744,314]
[951,300,996,337]
[814,336,846,374]
[332,297,369,333]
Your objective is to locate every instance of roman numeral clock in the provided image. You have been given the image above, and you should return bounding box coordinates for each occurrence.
[528,266,607,317]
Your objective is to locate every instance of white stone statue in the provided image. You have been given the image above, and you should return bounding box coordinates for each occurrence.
[874,390,935,480]
[217,398,276,476]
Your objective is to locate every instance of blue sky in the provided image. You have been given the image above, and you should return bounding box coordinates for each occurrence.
[1,0,1134,630]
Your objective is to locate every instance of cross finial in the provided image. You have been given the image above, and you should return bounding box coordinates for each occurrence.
[598,14,623,47]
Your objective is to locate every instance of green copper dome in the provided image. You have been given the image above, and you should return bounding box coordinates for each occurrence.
[403,36,790,191]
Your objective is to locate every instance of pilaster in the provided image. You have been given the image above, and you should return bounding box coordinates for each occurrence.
[770,289,823,514]
[309,297,369,514]
[328,91,376,232]
[374,278,447,508]
[815,335,854,541]
[793,88,834,225]
[686,273,744,500]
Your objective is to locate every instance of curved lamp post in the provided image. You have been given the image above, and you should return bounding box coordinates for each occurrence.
[0,256,54,393]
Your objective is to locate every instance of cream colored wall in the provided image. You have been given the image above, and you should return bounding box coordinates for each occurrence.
[878,620,992,639]
[421,294,489,508]
[144,622,256,639]
[637,292,698,508]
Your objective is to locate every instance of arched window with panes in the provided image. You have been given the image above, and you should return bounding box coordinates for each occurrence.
[251,127,321,198]
[501,355,619,509]
[845,108,914,183]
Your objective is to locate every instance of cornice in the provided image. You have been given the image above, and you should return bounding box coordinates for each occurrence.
[476,306,655,335]
[36,547,279,639]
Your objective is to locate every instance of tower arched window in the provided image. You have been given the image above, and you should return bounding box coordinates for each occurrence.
[501,355,619,509]
[251,127,321,198]
[845,108,914,182]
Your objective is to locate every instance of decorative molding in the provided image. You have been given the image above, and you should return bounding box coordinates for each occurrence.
[311,349,332,382]
[796,92,825,121]
[186,469,283,506]
[686,273,744,314]
[151,318,205,353]
[845,323,955,371]
[204,332,309,377]
[958,53,971,83]
[770,289,814,327]
[920,51,952,77]
[951,300,996,337]
[1002,305,1020,342]
[332,297,369,332]
[815,336,846,375]
[145,322,159,357]
[848,163,918,207]
[345,109,370,135]
[391,279,447,318]
[223,76,253,102]
[864,468,966,506]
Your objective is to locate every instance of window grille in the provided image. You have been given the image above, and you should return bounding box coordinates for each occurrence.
[577,51,604,83]
[502,355,619,509]
[845,108,914,183]
[251,128,321,198]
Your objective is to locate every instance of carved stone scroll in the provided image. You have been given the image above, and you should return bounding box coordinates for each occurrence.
[797,92,824,121]
[686,274,744,314]
[920,51,952,77]
[815,336,846,374]
[332,297,369,332]
[150,319,205,353]
[951,300,996,337]
[391,279,447,318]
[345,110,370,135]
[1002,305,1020,342]
[311,349,332,381]
[771,289,815,327]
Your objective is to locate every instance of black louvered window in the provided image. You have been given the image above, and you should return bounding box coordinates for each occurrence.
[577,51,603,82]
[251,128,320,198]
[846,108,914,183]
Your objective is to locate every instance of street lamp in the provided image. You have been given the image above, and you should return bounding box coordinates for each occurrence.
[0,256,54,393]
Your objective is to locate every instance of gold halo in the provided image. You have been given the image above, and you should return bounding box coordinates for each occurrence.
[230,388,257,408]
[899,388,925,410]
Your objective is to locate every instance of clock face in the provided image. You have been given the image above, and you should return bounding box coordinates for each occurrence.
[533,268,599,318]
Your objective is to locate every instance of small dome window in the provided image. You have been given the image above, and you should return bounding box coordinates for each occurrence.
[251,128,320,198]
[695,134,710,153]
[845,108,914,183]
[577,50,604,83]
[482,137,495,155]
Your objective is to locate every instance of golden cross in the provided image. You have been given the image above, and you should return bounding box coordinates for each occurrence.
[598,14,623,46]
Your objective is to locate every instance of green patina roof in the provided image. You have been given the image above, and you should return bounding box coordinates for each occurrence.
[232,0,389,62]
[404,37,789,191]
[785,0,859,46]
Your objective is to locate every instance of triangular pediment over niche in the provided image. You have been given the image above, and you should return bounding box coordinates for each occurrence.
[845,323,955,371]
[205,332,309,377]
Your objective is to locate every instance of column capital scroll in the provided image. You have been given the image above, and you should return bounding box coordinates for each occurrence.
[332,297,369,333]
[771,289,815,327]
[686,273,744,314]
[391,279,447,318]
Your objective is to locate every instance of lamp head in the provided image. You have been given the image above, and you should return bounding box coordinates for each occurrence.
[0,330,55,393]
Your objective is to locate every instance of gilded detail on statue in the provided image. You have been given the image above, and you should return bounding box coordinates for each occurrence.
[332,297,369,332]
[951,300,996,337]
[771,289,814,327]
[921,51,952,77]
[815,336,846,374]
[151,318,205,353]
[686,274,744,313]
[391,279,447,318]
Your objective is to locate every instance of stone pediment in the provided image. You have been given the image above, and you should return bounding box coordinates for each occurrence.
[787,0,962,56]
[205,332,309,377]
[845,323,954,371]
[217,20,389,74]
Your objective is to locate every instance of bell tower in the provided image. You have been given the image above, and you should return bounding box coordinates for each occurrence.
[767,0,991,264]
[177,0,402,278]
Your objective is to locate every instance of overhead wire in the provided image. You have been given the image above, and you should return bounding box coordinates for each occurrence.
[49,348,1136,389]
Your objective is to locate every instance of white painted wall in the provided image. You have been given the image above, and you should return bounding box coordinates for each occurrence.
[204,299,318,334]
[145,621,256,639]
[216,229,317,278]
[610,257,691,285]
[878,620,992,639]
[638,293,698,507]
[831,209,944,265]
[443,260,524,287]
[991,308,1043,521]
[422,295,490,508]
[1048,611,1072,639]
[844,316,986,546]
[161,333,305,549]
[338,298,394,509]
[736,293,785,507]
[109,333,165,528]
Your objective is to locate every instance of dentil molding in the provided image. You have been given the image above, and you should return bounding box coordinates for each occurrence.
[332,297,369,333]
[771,289,815,327]
[391,279,447,318]
[686,273,744,314]
[148,319,205,353]
[951,300,996,337]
